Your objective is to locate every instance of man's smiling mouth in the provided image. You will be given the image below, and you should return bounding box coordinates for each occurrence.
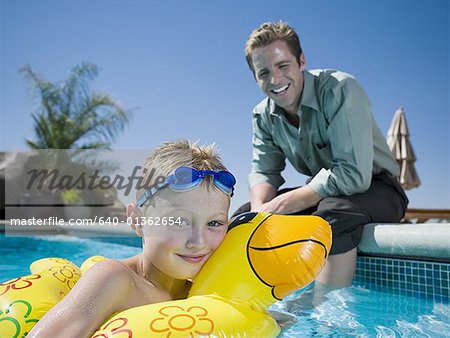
[270,84,290,94]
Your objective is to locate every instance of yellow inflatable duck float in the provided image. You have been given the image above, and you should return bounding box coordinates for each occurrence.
[0,212,331,337]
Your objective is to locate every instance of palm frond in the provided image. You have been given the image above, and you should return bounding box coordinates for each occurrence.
[22,62,130,150]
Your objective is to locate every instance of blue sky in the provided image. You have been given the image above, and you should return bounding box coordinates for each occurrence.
[1,0,449,211]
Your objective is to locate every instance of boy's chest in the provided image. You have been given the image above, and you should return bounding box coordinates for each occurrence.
[126,278,172,308]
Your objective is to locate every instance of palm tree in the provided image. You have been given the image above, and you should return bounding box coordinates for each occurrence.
[21,62,130,149]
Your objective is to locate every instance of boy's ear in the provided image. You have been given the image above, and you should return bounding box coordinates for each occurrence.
[127,202,143,237]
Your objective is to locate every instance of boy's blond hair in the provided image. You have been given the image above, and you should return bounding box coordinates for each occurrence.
[136,139,228,202]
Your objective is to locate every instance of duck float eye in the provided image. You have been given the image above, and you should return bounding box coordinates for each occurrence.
[0,212,331,337]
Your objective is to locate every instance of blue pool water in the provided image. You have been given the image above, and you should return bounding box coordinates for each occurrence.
[1,235,449,337]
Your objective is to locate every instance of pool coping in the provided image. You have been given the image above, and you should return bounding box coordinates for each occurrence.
[358,222,450,263]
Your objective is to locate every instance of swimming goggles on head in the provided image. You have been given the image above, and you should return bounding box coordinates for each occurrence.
[137,166,236,207]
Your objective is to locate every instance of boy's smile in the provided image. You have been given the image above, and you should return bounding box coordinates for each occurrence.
[175,253,209,264]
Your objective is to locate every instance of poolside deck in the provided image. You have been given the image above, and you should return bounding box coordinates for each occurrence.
[403,208,450,223]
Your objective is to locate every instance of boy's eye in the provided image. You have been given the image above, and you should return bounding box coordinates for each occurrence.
[175,217,191,227]
[207,220,225,228]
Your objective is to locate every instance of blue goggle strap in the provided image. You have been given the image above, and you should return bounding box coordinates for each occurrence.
[137,181,168,207]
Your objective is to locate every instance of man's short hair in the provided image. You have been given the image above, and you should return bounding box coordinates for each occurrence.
[245,21,303,74]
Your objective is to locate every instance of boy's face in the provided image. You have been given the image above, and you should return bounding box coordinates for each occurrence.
[141,184,230,280]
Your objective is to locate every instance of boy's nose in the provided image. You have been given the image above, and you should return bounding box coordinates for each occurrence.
[186,227,206,249]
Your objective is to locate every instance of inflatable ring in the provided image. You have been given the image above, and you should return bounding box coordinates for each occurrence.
[0,258,82,337]
[0,212,331,337]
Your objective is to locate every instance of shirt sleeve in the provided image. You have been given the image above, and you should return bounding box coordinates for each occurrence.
[308,76,374,196]
[248,110,286,190]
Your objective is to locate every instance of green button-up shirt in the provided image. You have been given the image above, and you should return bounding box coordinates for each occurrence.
[249,69,400,197]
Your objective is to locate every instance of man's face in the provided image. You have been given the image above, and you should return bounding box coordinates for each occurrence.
[251,40,306,115]
[142,185,230,280]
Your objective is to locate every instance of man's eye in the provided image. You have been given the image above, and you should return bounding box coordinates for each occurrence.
[258,71,268,78]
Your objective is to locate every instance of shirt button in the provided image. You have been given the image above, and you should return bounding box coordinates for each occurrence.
[307,156,311,161]
[300,137,304,141]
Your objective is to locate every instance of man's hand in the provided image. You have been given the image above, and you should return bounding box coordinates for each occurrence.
[252,185,322,214]
[250,182,277,209]
[252,201,276,213]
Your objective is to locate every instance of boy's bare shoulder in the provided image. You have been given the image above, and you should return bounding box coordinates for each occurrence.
[82,258,135,287]
[84,259,132,278]
[78,259,142,309]
[85,257,172,306]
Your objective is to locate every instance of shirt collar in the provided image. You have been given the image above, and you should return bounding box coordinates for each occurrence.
[300,70,320,112]
[267,70,320,117]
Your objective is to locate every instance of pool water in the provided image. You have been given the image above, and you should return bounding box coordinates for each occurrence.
[0,236,141,279]
[1,235,449,337]
[271,287,449,337]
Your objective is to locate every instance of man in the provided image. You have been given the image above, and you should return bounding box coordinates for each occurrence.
[236,22,408,290]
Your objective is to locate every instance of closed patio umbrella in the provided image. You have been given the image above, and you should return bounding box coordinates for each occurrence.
[386,106,421,190]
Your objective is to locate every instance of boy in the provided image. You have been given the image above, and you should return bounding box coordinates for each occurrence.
[28,140,236,338]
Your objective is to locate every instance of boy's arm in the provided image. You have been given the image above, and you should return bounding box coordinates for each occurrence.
[27,259,133,338]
